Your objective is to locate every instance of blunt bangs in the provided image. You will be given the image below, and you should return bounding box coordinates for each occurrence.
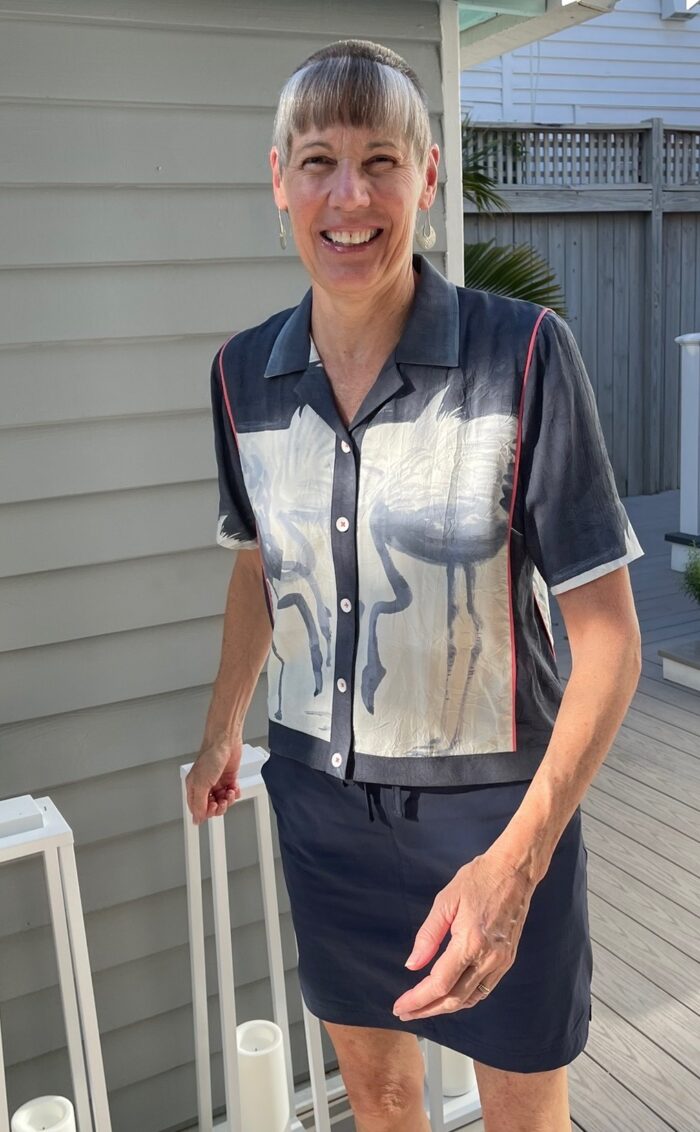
[272,41,431,172]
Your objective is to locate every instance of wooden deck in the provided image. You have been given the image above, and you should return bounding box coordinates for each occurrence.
[463,488,700,1132]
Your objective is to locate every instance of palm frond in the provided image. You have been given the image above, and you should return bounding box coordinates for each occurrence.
[464,240,567,316]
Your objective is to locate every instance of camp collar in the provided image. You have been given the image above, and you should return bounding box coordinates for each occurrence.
[263,253,460,378]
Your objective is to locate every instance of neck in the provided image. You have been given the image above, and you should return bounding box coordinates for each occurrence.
[310,261,420,367]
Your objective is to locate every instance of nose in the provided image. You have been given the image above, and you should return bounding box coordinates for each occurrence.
[327,160,371,209]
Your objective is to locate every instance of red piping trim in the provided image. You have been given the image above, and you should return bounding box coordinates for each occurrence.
[508,307,553,751]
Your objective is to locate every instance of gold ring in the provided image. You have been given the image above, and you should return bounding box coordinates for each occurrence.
[477,982,491,995]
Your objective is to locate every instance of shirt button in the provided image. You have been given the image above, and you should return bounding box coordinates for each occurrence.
[336,678,347,692]
[331,752,343,768]
[336,516,349,532]
[340,440,351,453]
[340,598,352,612]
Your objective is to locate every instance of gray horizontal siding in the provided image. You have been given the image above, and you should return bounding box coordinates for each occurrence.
[0,1,447,1128]
[0,17,443,103]
[1,337,226,426]
[1,620,225,722]
[2,551,235,649]
[0,483,217,577]
[0,0,439,46]
[0,413,214,501]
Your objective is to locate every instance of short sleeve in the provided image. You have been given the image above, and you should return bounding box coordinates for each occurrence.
[210,349,259,550]
[519,311,644,595]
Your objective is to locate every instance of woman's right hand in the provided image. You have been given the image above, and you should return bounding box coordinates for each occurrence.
[185,734,244,825]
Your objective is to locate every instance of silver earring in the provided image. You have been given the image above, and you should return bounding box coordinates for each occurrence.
[278,207,288,251]
[415,208,436,250]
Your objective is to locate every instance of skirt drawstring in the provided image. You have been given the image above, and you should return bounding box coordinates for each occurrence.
[366,783,380,823]
[342,779,420,823]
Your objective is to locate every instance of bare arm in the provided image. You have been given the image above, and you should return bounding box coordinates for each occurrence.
[491,566,642,883]
[186,547,272,823]
[203,547,273,745]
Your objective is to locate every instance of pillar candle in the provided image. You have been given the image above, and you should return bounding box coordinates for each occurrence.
[11,1096,76,1132]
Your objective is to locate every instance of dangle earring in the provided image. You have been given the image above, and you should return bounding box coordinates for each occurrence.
[415,208,436,250]
[278,207,288,251]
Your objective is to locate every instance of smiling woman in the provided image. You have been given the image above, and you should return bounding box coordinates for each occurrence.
[268,40,439,314]
[185,35,644,1132]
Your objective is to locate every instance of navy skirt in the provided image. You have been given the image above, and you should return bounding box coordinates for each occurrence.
[260,750,592,1073]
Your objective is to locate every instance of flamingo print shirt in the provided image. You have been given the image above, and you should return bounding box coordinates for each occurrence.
[211,254,644,787]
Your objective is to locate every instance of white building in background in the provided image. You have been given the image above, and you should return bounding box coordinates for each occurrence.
[460,0,700,126]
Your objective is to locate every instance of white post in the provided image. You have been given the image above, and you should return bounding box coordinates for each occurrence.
[43,849,94,1132]
[56,847,112,1132]
[0,798,111,1132]
[439,0,465,287]
[672,332,700,572]
[181,774,214,1132]
[0,1007,10,1131]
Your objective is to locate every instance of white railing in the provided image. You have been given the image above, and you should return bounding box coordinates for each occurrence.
[180,747,483,1131]
[670,332,700,574]
[0,796,112,1132]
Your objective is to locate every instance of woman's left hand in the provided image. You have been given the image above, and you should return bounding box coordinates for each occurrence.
[392,848,538,1020]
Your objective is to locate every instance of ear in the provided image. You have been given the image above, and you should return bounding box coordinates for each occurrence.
[417,143,440,211]
[270,147,288,211]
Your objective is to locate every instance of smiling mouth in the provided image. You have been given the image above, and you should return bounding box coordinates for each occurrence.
[320,228,383,246]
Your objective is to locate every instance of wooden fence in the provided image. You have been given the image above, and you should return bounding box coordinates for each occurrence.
[463,120,700,496]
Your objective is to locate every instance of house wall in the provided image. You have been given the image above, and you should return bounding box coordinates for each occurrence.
[0,3,447,1129]
[460,0,700,127]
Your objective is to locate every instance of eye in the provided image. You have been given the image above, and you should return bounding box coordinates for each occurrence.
[369,155,396,165]
[302,156,330,167]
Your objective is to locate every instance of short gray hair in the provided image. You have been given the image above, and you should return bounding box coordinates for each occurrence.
[271,39,431,173]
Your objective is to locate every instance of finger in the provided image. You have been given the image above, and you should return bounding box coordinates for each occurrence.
[397,963,506,1020]
[405,902,453,970]
[188,776,211,825]
[191,794,208,825]
[394,938,475,1015]
[211,788,236,814]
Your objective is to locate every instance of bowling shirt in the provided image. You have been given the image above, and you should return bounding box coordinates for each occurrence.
[210,253,644,787]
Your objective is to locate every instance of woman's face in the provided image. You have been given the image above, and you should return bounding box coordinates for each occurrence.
[270,124,439,298]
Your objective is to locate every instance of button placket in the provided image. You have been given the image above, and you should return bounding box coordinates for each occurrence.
[328,430,360,778]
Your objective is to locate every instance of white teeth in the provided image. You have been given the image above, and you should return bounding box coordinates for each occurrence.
[323,229,379,245]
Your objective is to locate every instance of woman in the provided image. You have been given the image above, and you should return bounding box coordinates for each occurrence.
[186,39,644,1132]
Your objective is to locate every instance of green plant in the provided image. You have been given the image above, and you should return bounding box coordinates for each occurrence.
[681,541,700,606]
[462,113,567,316]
